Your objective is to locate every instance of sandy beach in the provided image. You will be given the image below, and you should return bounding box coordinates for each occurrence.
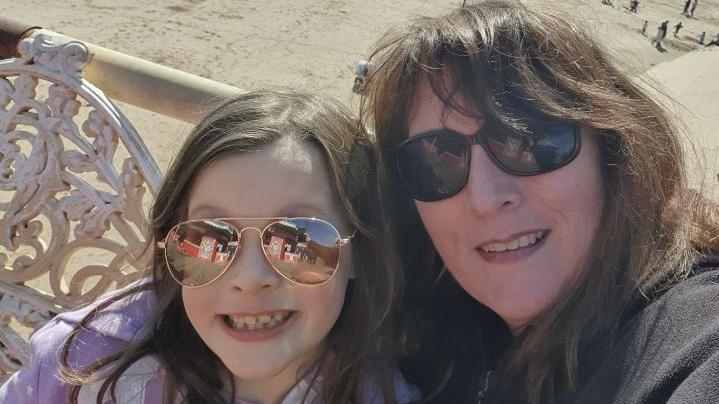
[2,0,718,174]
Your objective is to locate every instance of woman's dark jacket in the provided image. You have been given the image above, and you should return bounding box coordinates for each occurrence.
[408,260,719,403]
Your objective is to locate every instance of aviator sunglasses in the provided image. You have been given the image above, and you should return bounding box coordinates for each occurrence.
[396,119,581,202]
[157,217,355,287]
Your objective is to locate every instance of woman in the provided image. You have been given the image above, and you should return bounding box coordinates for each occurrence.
[360,1,719,403]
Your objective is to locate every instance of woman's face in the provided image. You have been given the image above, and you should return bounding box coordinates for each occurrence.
[181,141,352,401]
[408,80,604,331]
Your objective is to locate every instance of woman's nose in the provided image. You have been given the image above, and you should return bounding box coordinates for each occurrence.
[225,228,282,293]
[464,146,523,216]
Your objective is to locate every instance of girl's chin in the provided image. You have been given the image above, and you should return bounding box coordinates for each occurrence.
[223,356,295,381]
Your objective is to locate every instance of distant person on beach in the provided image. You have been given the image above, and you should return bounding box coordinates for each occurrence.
[698,31,706,44]
[652,21,668,47]
[641,20,648,35]
[674,21,683,37]
[629,0,639,12]
[682,0,691,15]
[690,0,698,17]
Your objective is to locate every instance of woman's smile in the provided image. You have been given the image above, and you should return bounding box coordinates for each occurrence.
[476,230,549,264]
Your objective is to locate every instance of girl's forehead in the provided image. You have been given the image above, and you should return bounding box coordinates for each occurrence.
[186,143,347,224]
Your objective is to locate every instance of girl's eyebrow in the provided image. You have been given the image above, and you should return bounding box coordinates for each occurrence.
[187,203,330,219]
[187,203,228,219]
[278,203,330,219]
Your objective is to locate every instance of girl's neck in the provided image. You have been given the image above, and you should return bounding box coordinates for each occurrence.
[232,348,323,404]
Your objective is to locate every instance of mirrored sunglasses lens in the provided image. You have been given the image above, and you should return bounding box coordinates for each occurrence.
[397,133,469,201]
[486,121,578,174]
[262,218,341,285]
[165,220,238,286]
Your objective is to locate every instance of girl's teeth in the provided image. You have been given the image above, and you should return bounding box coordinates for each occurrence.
[226,312,290,331]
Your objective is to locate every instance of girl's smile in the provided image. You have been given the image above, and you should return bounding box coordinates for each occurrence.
[219,310,298,342]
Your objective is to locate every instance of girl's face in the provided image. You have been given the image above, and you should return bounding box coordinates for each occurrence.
[182,140,352,401]
[408,80,604,332]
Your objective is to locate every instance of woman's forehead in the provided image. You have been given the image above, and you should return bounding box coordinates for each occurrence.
[408,77,484,134]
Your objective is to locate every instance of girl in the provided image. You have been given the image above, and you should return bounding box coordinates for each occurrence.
[0,88,420,403]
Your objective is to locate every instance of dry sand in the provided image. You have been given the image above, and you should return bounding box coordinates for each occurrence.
[2,0,718,176]
[641,47,719,201]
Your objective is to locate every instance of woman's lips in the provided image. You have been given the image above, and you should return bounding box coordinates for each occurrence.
[476,230,549,264]
[218,311,298,342]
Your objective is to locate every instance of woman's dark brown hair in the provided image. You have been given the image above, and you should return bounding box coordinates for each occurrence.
[60,88,402,403]
[360,1,719,402]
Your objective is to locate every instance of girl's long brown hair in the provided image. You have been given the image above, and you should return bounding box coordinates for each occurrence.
[60,88,402,403]
[360,1,719,402]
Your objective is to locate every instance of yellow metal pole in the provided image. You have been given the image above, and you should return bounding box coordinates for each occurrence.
[0,15,242,124]
[39,30,243,124]
[0,17,39,59]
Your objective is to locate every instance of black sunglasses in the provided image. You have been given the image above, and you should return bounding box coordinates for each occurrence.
[396,119,581,202]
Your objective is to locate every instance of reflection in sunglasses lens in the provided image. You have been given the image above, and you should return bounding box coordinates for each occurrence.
[165,221,238,286]
[485,131,540,173]
[491,121,577,173]
[398,133,468,201]
[263,218,340,285]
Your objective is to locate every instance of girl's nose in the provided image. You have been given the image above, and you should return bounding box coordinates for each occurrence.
[225,228,282,293]
[464,146,523,216]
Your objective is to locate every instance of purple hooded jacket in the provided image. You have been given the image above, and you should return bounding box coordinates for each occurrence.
[0,281,420,403]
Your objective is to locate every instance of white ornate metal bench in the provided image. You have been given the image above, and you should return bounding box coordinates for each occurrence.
[0,24,239,382]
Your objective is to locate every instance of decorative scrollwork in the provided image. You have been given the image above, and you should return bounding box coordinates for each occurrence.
[0,32,162,379]
[15,33,91,82]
